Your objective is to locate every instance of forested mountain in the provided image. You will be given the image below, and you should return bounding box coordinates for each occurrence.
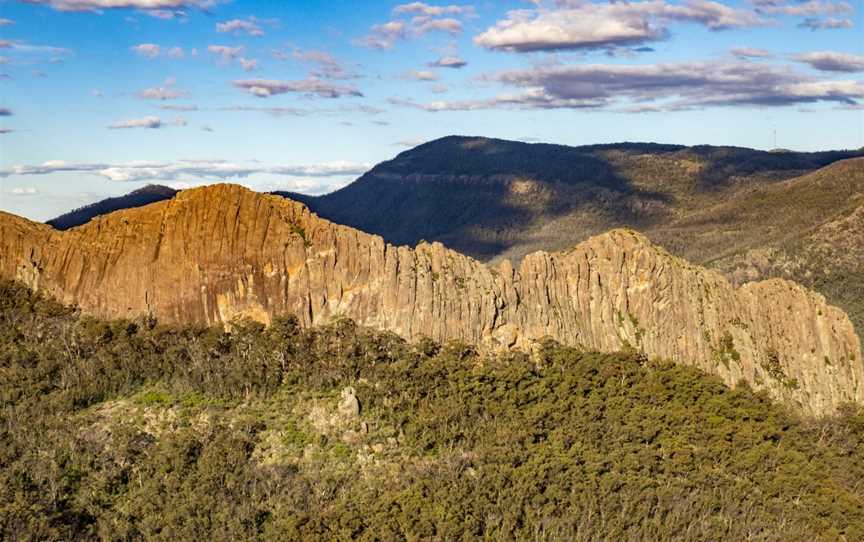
[47,184,177,230]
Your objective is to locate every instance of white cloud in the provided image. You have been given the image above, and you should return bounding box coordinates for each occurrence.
[290,48,359,79]
[216,18,265,37]
[233,78,363,98]
[428,54,467,68]
[475,0,765,53]
[208,45,245,62]
[794,51,864,72]
[137,78,188,100]
[238,57,259,72]
[356,2,476,50]
[405,69,438,81]
[392,3,475,17]
[798,16,853,29]
[757,0,853,16]
[730,47,773,59]
[131,43,160,59]
[356,21,407,50]
[108,116,163,129]
[0,18,14,26]
[22,0,216,13]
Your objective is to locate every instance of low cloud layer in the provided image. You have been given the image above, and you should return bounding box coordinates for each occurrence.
[0,159,372,183]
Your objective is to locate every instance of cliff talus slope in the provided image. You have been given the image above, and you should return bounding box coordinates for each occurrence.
[1,184,861,414]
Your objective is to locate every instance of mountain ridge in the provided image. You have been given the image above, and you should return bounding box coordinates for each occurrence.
[38,137,864,331]
[2,183,862,415]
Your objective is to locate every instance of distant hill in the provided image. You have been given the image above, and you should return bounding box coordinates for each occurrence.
[284,136,862,260]
[46,184,177,230]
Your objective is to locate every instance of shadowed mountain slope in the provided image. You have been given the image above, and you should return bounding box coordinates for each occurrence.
[46,184,178,230]
[284,136,862,260]
[1,183,861,415]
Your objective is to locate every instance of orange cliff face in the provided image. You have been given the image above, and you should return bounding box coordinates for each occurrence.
[1,183,862,415]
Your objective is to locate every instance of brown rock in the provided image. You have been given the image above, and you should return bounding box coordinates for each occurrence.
[1,184,861,415]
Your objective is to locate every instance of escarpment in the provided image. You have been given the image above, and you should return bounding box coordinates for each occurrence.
[1,184,861,415]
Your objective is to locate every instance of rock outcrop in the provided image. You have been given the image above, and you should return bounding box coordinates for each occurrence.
[1,184,861,415]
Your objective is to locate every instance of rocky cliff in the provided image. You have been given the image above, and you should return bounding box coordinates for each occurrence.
[1,184,861,415]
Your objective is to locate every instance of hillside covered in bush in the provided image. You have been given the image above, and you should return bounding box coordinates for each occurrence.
[1,281,863,541]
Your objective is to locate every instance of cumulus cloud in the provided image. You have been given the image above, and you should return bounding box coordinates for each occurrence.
[290,48,359,79]
[218,105,309,116]
[414,17,463,35]
[108,116,163,129]
[794,51,864,72]
[356,2,476,50]
[798,16,853,29]
[216,17,265,37]
[355,21,407,50]
[238,57,259,72]
[428,54,467,68]
[233,78,363,98]
[0,107,12,116]
[405,69,438,81]
[208,45,245,62]
[137,78,188,100]
[391,60,864,112]
[0,159,372,183]
[475,0,765,53]
[756,0,853,16]
[132,43,185,60]
[131,43,161,59]
[392,2,475,17]
[0,18,14,26]
[731,47,773,59]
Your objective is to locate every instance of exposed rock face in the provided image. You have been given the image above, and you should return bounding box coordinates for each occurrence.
[1,184,861,415]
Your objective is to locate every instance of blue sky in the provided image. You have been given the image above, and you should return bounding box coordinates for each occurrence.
[0,0,862,220]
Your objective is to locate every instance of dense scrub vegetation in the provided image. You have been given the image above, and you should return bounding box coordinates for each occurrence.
[1,281,863,541]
